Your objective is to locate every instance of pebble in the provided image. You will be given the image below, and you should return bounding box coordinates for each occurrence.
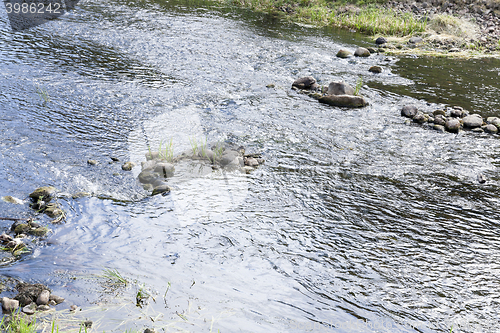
[37,304,50,311]
[36,290,50,305]
[70,304,79,312]
[122,162,136,171]
[49,294,65,305]
[22,303,36,315]
[87,159,98,166]
[369,66,383,73]
[478,173,487,184]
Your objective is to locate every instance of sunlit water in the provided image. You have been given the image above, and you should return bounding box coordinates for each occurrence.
[1,0,500,332]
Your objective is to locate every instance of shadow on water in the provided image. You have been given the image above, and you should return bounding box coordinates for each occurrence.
[1,0,500,332]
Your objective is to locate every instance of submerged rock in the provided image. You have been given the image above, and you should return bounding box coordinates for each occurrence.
[44,203,63,218]
[327,82,354,96]
[319,95,368,108]
[401,105,418,118]
[292,76,317,90]
[152,184,171,196]
[87,159,98,166]
[72,192,91,199]
[336,49,352,58]
[2,196,23,204]
[122,162,136,171]
[29,186,56,202]
[369,66,383,73]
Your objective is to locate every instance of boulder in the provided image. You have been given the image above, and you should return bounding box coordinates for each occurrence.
[401,105,418,118]
[369,66,383,73]
[153,163,175,177]
[1,297,19,313]
[483,124,498,133]
[49,295,65,305]
[121,162,136,171]
[433,109,446,116]
[145,151,160,160]
[327,82,354,96]
[292,76,317,90]
[375,36,387,45]
[44,203,63,218]
[462,115,483,128]
[354,47,370,57]
[450,108,465,118]
[152,184,171,196]
[408,36,423,44]
[412,111,428,123]
[138,170,160,184]
[445,118,461,133]
[219,151,241,167]
[434,115,446,126]
[319,95,368,108]
[29,186,56,202]
[336,49,352,58]
[36,290,50,306]
[486,117,500,128]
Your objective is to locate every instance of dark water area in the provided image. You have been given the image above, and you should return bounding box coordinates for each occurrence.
[1,0,500,332]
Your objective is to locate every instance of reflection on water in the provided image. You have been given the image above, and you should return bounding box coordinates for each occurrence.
[1,0,500,332]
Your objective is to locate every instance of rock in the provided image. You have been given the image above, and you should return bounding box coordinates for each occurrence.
[433,124,445,132]
[462,115,483,128]
[484,124,498,133]
[244,157,259,167]
[0,233,13,243]
[292,76,317,90]
[243,166,254,174]
[122,162,136,171]
[471,127,484,133]
[2,196,23,204]
[408,36,423,44]
[72,192,91,199]
[13,224,30,235]
[309,92,323,100]
[138,170,160,184]
[412,111,428,123]
[198,150,215,163]
[354,47,370,57]
[445,118,461,133]
[110,157,120,162]
[70,305,79,312]
[2,297,19,313]
[434,115,446,126]
[336,49,352,58]
[487,117,500,128]
[29,186,56,202]
[450,108,464,118]
[375,36,387,45]
[369,66,383,73]
[318,95,368,108]
[144,329,157,333]
[6,238,24,249]
[428,116,434,123]
[266,83,275,88]
[87,159,98,166]
[433,109,446,116]
[14,283,50,307]
[36,290,50,306]
[29,227,49,237]
[83,320,93,328]
[327,82,354,96]
[478,173,487,184]
[153,163,175,177]
[49,300,57,306]
[22,303,36,315]
[256,158,265,164]
[219,151,241,167]
[401,105,418,118]
[44,203,63,218]
[152,184,171,196]
[145,151,160,160]
[367,47,377,54]
[49,295,65,305]
[37,304,50,311]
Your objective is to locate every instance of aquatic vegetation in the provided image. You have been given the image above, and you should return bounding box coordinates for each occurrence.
[354,76,363,96]
[100,268,128,286]
[36,85,50,103]
[135,284,150,307]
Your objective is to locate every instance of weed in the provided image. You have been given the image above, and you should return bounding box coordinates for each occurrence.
[36,85,50,103]
[163,138,174,162]
[213,141,225,160]
[189,136,199,156]
[199,137,208,158]
[354,76,363,96]
[100,268,128,286]
[1,309,36,333]
[136,284,150,307]
[51,320,59,333]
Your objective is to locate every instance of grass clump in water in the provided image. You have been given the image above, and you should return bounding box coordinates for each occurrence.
[100,268,128,286]
[1,310,36,333]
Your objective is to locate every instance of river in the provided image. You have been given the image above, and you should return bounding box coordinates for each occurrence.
[1,0,500,332]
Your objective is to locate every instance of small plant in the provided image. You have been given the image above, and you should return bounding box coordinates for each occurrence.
[189,136,199,156]
[36,85,50,103]
[199,137,208,158]
[101,268,128,286]
[1,309,36,333]
[213,141,224,160]
[163,138,174,162]
[51,320,59,333]
[354,76,363,96]
[136,284,150,307]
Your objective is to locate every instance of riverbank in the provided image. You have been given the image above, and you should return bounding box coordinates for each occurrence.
[221,0,500,57]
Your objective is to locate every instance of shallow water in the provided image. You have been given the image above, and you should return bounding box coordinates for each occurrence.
[1,0,500,332]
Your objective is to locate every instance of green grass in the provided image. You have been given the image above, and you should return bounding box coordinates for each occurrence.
[100,268,128,286]
[36,85,50,103]
[1,309,36,333]
[354,76,363,96]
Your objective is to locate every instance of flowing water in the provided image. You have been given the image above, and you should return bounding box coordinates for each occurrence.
[1,0,500,332]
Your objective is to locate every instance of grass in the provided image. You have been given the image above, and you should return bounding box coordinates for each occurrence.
[213,141,225,160]
[100,268,128,286]
[135,284,150,307]
[189,137,209,157]
[147,138,174,162]
[354,76,363,96]
[1,309,36,333]
[36,85,50,103]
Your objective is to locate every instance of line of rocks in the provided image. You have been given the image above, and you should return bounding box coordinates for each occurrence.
[1,282,64,315]
[401,104,500,134]
[291,76,368,108]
